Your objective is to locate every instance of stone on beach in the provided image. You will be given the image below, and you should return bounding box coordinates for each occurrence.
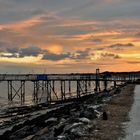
[45,118,58,126]
[78,118,91,124]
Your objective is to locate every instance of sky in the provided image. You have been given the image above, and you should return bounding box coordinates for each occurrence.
[0,0,140,73]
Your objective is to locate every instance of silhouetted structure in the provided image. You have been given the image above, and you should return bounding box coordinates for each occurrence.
[0,69,139,104]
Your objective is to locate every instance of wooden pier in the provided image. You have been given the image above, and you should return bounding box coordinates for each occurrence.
[0,69,140,104]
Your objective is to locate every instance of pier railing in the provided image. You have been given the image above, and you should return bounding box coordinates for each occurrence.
[0,69,140,104]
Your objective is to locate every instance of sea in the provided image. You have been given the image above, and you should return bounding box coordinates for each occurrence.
[0,80,90,108]
[0,80,117,108]
[0,80,115,126]
[0,81,34,109]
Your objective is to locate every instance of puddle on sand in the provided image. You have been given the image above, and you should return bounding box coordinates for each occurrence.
[123,85,140,140]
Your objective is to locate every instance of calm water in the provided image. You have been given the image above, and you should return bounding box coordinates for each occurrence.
[0,80,114,110]
[0,81,33,109]
[0,81,97,108]
[124,85,140,140]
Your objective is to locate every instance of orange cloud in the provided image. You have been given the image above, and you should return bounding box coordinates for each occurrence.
[66,31,121,41]
[41,44,64,54]
[0,13,140,72]
[0,15,42,31]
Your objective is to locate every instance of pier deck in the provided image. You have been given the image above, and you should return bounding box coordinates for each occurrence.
[0,69,139,104]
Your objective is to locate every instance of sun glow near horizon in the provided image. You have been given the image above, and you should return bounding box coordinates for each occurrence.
[0,0,139,73]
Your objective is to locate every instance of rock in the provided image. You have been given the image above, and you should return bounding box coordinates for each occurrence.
[104,91,110,97]
[78,118,91,124]
[87,105,102,112]
[70,124,89,137]
[80,109,96,119]
[103,111,108,120]
[59,118,66,124]
[54,124,65,137]
[64,122,83,134]
[32,135,57,140]
[10,125,35,139]
[69,122,83,129]
[28,133,57,140]
[22,135,34,140]
[35,127,49,136]
[57,135,68,140]
[45,118,58,126]
[64,122,91,137]
[103,97,112,103]
[94,110,102,118]
[114,88,121,94]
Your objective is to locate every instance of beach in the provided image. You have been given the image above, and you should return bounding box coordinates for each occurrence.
[0,84,136,140]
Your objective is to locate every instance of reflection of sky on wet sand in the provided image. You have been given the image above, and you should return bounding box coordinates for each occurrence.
[124,85,140,140]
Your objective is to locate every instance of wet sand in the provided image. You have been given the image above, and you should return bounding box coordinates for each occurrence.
[123,85,140,140]
[81,84,135,140]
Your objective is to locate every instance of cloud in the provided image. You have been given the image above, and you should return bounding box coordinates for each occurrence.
[108,43,134,49]
[6,47,19,54]
[42,52,71,61]
[136,32,140,37]
[101,53,121,59]
[78,0,140,20]
[0,8,44,23]
[0,44,92,61]
[72,48,92,60]
[42,48,92,61]
[19,46,42,57]
[43,44,63,54]
[0,45,42,58]
[0,41,19,53]
[0,54,18,58]
[127,61,140,64]
[91,38,102,43]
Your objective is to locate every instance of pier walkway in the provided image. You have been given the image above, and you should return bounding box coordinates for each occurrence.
[0,69,139,104]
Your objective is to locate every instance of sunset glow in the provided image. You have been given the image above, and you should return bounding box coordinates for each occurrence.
[0,0,140,73]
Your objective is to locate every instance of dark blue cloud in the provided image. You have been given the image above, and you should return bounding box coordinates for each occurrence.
[42,52,71,61]
[0,45,43,57]
[42,48,92,61]
[19,46,42,57]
